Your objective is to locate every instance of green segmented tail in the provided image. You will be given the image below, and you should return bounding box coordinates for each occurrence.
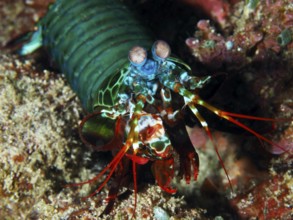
[37,0,153,112]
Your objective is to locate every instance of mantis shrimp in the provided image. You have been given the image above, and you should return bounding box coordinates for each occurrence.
[20,0,291,216]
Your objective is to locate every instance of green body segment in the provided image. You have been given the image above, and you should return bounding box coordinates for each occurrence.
[40,0,153,112]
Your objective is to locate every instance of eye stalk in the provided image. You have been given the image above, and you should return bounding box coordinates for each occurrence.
[152,40,171,62]
[128,46,147,67]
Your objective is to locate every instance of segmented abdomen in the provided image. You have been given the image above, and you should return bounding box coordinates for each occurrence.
[40,0,153,111]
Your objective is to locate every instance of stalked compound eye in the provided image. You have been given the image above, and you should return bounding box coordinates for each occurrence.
[128,46,147,67]
[152,40,171,62]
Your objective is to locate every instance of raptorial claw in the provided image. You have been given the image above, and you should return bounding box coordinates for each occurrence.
[179,151,199,184]
[71,95,179,215]
[152,157,177,194]
[156,61,292,190]
[164,122,200,184]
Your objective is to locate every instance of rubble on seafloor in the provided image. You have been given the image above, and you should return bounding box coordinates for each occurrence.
[0,0,292,219]
[230,153,293,220]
